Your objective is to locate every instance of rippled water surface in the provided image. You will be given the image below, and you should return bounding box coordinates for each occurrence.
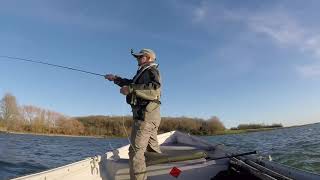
[0,134,128,180]
[203,123,320,173]
[1,123,319,179]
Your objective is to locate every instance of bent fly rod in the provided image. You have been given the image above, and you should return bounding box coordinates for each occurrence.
[0,55,105,77]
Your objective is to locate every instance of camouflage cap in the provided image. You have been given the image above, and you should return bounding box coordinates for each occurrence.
[132,48,156,61]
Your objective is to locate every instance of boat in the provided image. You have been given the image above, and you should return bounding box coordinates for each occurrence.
[12,131,320,180]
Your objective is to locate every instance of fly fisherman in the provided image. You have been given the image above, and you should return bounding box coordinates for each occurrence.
[105,49,161,180]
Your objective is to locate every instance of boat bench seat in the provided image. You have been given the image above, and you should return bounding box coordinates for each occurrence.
[146,145,208,165]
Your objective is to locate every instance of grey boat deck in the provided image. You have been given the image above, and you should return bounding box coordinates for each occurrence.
[103,144,230,180]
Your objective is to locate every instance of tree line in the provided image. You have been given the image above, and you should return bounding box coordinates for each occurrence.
[0,93,85,135]
[75,115,226,136]
[0,93,226,136]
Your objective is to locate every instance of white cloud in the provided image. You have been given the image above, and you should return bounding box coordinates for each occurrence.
[304,36,320,57]
[193,6,207,23]
[296,64,320,77]
[188,2,320,77]
[248,14,305,45]
[247,12,320,77]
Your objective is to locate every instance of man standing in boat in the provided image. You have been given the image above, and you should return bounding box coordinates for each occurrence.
[105,48,162,180]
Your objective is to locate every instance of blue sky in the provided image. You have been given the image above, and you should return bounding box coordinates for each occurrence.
[1,0,320,128]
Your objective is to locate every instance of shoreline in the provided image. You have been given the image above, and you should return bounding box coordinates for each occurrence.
[0,127,283,138]
[0,130,123,139]
[1,122,318,138]
[212,122,320,136]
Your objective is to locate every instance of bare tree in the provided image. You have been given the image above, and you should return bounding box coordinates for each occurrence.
[21,105,40,124]
[21,105,63,132]
[0,93,21,130]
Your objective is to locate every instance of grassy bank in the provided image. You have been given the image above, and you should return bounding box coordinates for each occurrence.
[0,129,118,139]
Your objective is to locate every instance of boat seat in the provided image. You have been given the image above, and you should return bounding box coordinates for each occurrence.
[145,145,208,165]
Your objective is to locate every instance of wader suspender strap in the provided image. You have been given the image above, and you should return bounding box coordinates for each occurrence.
[130,63,159,105]
[132,63,158,84]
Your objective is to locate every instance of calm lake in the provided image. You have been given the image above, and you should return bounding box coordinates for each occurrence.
[1,123,319,180]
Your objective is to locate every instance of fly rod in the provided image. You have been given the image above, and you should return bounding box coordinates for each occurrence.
[206,150,257,160]
[0,55,105,77]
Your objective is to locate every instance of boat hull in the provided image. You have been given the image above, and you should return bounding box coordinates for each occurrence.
[12,131,320,180]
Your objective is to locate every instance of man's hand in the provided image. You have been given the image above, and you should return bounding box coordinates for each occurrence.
[120,86,130,95]
[105,74,117,81]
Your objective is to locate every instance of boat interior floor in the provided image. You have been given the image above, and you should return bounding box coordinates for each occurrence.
[104,144,236,180]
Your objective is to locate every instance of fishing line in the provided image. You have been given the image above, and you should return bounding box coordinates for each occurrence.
[2,54,140,165]
[0,55,105,77]
[108,141,115,152]
[121,104,136,153]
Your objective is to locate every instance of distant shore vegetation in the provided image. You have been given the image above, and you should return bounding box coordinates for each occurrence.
[0,93,282,137]
[231,123,283,130]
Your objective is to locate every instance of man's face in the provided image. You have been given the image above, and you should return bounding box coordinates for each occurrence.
[136,55,148,66]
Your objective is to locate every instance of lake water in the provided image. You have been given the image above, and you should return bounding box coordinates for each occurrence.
[0,123,319,180]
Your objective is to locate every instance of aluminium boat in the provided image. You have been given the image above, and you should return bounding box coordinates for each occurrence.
[13,131,320,180]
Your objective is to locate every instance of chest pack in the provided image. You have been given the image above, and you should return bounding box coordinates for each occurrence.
[132,63,158,84]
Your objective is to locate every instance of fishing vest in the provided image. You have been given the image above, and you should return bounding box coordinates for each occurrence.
[128,63,161,106]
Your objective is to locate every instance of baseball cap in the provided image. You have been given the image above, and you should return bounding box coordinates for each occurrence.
[131,48,156,61]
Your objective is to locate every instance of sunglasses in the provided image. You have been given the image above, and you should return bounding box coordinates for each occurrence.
[136,55,145,59]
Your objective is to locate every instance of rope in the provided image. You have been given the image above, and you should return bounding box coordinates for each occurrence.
[0,55,105,77]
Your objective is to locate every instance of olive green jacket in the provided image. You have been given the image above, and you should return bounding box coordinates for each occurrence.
[114,63,161,106]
